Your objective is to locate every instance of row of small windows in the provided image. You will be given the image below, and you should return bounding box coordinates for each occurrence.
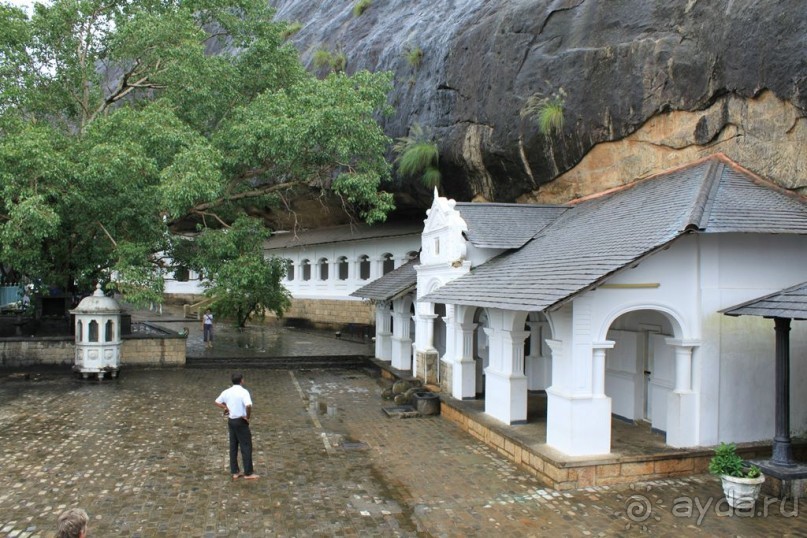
[76,319,115,343]
[286,252,416,282]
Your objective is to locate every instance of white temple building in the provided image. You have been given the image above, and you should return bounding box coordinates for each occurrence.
[354,155,807,458]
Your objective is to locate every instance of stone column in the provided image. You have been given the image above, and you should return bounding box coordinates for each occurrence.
[665,338,700,448]
[771,317,794,466]
[484,328,530,424]
[374,301,392,361]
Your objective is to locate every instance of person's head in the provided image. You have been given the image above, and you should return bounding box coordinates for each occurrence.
[231,372,243,385]
[57,508,88,538]
[205,308,212,314]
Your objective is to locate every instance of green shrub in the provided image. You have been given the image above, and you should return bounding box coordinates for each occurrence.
[312,48,333,70]
[708,442,761,478]
[521,88,566,136]
[333,51,347,73]
[393,123,441,189]
[405,46,423,69]
[353,0,372,17]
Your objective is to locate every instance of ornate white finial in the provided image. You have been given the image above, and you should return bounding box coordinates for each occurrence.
[93,283,104,297]
[434,186,439,200]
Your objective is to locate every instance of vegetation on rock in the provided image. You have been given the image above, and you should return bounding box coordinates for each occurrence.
[393,124,441,189]
[353,0,372,17]
[521,88,566,137]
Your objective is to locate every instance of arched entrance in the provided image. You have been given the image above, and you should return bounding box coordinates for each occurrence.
[605,309,676,434]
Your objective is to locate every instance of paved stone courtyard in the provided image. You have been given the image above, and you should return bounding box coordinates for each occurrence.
[0,361,804,537]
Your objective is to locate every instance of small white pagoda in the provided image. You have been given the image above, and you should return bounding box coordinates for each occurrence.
[71,284,122,379]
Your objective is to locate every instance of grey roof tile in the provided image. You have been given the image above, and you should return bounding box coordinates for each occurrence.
[424,156,807,312]
[266,222,421,250]
[454,203,568,249]
[721,281,807,320]
[350,258,419,301]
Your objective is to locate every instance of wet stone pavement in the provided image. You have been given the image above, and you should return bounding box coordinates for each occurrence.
[0,320,804,537]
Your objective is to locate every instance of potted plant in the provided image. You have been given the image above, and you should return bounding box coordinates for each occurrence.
[708,442,765,509]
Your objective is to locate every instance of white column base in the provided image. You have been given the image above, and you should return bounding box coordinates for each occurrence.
[666,390,699,447]
[484,368,528,424]
[452,358,477,400]
[375,331,392,361]
[391,337,412,371]
[546,388,612,456]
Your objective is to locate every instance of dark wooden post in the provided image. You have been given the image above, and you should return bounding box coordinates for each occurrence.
[771,317,794,466]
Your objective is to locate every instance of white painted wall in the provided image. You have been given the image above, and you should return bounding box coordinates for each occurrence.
[547,231,807,453]
[275,233,420,301]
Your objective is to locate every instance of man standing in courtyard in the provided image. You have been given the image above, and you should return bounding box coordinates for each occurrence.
[202,308,214,349]
[215,372,259,480]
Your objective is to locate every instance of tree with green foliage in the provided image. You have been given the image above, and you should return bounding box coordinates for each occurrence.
[393,123,441,189]
[179,216,291,327]
[0,0,394,309]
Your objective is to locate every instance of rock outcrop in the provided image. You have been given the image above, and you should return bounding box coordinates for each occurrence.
[271,0,807,207]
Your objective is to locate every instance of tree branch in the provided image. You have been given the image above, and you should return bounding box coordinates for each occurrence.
[96,221,118,247]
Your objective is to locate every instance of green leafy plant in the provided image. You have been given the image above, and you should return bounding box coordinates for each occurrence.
[405,46,424,69]
[393,123,441,189]
[708,442,761,478]
[521,88,566,136]
[353,0,372,17]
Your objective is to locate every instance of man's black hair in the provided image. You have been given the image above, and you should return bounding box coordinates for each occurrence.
[231,373,243,385]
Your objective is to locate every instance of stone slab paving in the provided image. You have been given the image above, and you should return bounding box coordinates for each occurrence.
[0,367,804,537]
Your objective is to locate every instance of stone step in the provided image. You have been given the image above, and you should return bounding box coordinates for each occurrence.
[185,354,372,369]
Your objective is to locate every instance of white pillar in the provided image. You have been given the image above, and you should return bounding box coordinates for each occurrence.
[546,334,614,457]
[484,326,530,425]
[390,300,412,371]
[665,338,701,447]
[591,341,614,397]
[452,320,477,400]
[374,302,392,361]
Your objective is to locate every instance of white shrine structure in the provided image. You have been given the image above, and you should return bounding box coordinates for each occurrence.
[354,155,807,458]
[71,284,122,379]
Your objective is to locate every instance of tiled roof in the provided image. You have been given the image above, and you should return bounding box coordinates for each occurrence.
[455,203,568,249]
[721,281,807,320]
[424,156,807,311]
[350,258,419,301]
[266,221,422,250]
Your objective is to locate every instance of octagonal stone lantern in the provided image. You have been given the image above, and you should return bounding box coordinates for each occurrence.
[71,284,122,379]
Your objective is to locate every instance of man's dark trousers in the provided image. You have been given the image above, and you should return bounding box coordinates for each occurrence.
[227,417,254,475]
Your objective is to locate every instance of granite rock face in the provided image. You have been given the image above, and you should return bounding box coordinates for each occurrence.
[271,0,807,205]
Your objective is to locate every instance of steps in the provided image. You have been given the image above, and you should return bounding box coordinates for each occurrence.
[185,354,372,369]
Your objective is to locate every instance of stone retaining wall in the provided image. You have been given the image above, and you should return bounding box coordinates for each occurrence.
[441,400,796,490]
[270,298,374,329]
[0,334,186,368]
[121,335,186,366]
